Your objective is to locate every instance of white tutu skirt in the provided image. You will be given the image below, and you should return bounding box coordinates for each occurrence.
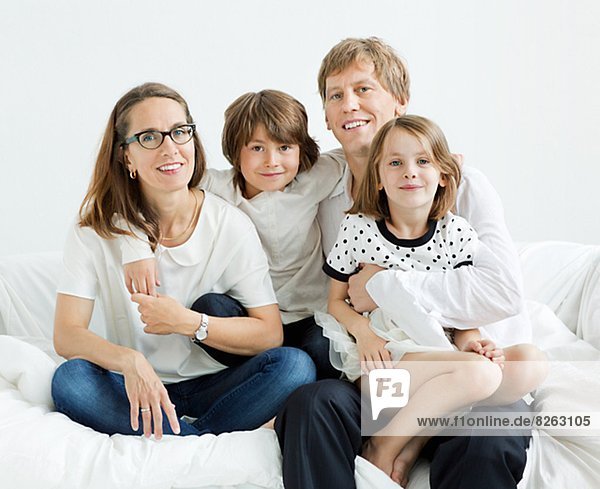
[316,308,454,382]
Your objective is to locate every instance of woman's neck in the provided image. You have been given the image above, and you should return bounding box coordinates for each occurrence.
[144,187,200,245]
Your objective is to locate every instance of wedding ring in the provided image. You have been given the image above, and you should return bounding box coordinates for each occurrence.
[140,407,151,413]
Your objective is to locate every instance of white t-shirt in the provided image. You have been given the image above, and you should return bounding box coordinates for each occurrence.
[317,152,532,346]
[58,191,277,383]
[121,152,346,324]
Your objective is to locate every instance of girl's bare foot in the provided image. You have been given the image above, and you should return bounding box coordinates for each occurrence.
[391,437,428,487]
[361,438,397,482]
[261,417,275,430]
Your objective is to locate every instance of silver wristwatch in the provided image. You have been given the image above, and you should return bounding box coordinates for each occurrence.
[191,313,209,344]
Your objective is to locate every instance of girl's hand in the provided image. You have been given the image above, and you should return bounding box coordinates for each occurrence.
[354,327,392,372]
[123,351,180,439]
[130,293,190,335]
[463,338,505,367]
[124,258,160,297]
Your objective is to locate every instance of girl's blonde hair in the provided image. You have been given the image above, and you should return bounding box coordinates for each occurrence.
[221,90,319,193]
[350,115,461,221]
[79,82,206,251]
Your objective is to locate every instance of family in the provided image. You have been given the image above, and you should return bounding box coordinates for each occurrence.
[50,37,548,489]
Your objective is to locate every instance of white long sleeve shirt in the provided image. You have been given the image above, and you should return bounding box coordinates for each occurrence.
[317,151,532,347]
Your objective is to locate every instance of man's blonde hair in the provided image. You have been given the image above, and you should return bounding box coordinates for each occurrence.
[318,37,410,105]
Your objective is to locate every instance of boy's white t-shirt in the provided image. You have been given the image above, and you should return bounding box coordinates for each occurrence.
[58,192,277,383]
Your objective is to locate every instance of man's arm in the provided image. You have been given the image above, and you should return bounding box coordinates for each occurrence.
[352,166,523,328]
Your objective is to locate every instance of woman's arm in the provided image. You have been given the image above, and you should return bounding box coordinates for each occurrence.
[54,293,138,370]
[54,293,180,439]
[131,293,283,355]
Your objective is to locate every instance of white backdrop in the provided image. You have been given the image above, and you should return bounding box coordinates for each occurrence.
[1,0,598,257]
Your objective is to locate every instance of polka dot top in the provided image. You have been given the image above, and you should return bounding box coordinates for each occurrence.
[323,212,478,282]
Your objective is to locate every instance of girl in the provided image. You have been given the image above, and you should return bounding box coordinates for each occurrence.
[120,90,345,379]
[319,115,548,485]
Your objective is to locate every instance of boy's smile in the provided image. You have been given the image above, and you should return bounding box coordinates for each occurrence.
[239,124,300,199]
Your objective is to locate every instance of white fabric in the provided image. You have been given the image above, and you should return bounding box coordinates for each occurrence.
[58,191,277,383]
[1,242,600,489]
[0,335,284,489]
[121,154,345,325]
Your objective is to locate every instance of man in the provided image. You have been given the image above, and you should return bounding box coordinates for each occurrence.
[275,37,532,489]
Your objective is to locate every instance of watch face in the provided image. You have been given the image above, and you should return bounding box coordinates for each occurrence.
[195,328,208,341]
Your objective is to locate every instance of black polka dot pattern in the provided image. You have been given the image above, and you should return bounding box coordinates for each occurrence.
[322,213,479,280]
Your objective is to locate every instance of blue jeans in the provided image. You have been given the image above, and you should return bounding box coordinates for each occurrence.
[283,316,340,380]
[52,295,316,436]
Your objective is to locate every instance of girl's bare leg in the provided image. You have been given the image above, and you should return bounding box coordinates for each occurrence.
[478,344,549,407]
[361,351,503,480]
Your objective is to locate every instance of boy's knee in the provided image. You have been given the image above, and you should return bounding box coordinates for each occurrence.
[191,293,247,317]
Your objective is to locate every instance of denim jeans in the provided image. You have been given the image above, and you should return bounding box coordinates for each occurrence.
[283,316,340,380]
[52,294,316,437]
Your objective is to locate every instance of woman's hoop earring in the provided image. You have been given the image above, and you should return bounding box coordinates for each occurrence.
[129,169,137,180]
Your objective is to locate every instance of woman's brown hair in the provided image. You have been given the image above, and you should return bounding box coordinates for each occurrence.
[350,115,461,221]
[221,89,319,194]
[79,82,206,250]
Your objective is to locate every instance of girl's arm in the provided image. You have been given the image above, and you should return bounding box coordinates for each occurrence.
[53,293,180,439]
[328,279,391,366]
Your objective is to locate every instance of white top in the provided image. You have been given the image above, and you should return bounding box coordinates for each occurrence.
[59,192,277,383]
[121,152,346,324]
[317,151,532,347]
[324,213,477,282]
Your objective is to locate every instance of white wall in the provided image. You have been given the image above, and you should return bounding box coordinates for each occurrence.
[1,0,598,257]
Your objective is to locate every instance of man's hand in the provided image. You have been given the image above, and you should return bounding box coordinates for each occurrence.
[347,264,385,313]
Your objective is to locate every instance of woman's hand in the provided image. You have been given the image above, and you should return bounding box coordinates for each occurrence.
[124,258,160,297]
[354,327,392,372]
[130,293,192,336]
[463,338,505,367]
[122,351,180,439]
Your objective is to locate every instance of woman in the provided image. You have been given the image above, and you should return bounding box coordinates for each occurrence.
[51,82,316,439]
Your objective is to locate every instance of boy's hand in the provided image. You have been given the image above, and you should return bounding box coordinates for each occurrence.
[125,258,160,297]
[463,338,505,367]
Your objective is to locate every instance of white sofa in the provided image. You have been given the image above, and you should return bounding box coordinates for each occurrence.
[1,242,599,489]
